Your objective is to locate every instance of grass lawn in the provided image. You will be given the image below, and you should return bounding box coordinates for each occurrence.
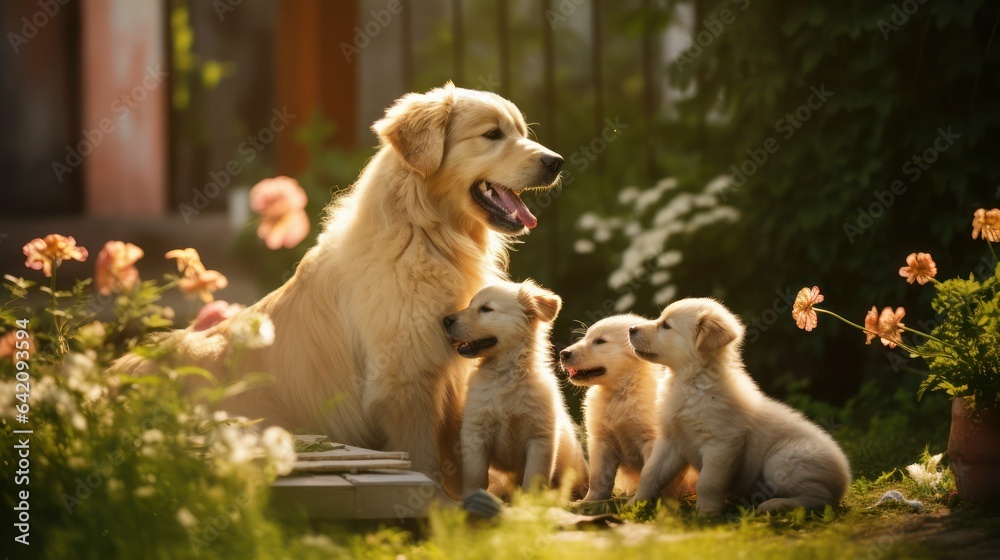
[293,473,1000,559]
[280,381,1000,560]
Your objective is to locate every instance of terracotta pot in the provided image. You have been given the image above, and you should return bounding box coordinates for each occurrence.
[948,396,1000,503]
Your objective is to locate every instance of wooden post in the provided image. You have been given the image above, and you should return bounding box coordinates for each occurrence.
[451,0,465,85]
[81,0,167,217]
[275,0,359,177]
[592,0,604,176]
[498,0,510,97]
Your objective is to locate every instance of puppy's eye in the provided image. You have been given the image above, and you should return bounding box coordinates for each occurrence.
[479,305,493,313]
[594,338,606,345]
[482,128,503,140]
[661,321,671,330]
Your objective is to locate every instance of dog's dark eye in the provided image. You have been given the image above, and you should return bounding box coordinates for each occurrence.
[482,128,503,140]
[661,321,671,330]
[594,338,606,345]
[479,305,493,313]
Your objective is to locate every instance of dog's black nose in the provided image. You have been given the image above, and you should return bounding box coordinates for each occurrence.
[560,350,572,361]
[443,315,457,329]
[541,153,564,173]
[628,326,638,335]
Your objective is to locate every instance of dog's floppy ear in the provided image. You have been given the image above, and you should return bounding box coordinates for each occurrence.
[695,309,744,354]
[372,82,456,178]
[518,280,562,323]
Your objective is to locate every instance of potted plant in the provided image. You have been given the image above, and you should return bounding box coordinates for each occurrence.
[790,208,1000,502]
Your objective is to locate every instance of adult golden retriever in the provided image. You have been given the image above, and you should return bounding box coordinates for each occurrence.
[119,83,563,496]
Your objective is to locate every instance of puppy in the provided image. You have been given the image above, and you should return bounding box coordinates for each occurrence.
[628,298,851,515]
[445,281,588,498]
[561,314,696,501]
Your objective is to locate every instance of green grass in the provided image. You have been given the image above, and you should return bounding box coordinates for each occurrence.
[268,380,1000,559]
[273,470,1000,560]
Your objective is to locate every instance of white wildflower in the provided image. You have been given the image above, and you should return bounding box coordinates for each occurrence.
[617,187,640,205]
[907,452,945,487]
[654,286,677,306]
[614,293,636,312]
[261,426,296,476]
[176,507,199,529]
[578,212,599,229]
[229,311,275,349]
[142,429,164,445]
[574,239,595,254]
[650,271,671,286]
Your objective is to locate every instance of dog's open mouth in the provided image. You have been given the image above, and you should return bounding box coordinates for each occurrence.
[455,337,498,357]
[471,180,538,232]
[565,366,606,381]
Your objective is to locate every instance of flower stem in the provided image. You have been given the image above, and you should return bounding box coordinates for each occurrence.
[815,308,869,332]
[989,241,998,266]
[900,325,946,344]
[49,265,60,346]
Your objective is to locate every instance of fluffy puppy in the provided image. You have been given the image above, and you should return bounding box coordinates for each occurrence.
[561,314,696,501]
[627,298,851,515]
[445,281,588,499]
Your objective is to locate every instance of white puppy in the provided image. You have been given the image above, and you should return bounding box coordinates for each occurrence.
[445,281,588,499]
[561,314,696,501]
[627,298,851,515]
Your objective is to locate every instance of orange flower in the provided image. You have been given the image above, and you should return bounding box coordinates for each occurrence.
[898,252,937,285]
[0,330,34,362]
[250,176,310,250]
[95,241,144,296]
[863,307,879,345]
[792,286,824,332]
[192,300,243,331]
[876,307,906,348]
[22,234,88,277]
[165,248,206,277]
[972,208,1000,242]
[179,269,228,303]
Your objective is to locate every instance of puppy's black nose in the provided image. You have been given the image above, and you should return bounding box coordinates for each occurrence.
[560,350,572,361]
[628,326,638,335]
[443,315,457,329]
[541,153,564,173]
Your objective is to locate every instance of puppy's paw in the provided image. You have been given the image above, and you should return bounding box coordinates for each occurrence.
[462,489,503,519]
[695,498,725,517]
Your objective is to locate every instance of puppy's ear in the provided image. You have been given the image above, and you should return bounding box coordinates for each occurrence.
[695,309,744,354]
[372,82,456,178]
[518,280,562,323]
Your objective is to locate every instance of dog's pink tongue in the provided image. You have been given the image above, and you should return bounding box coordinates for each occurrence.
[495,187,538,229]
[565,367,577,378]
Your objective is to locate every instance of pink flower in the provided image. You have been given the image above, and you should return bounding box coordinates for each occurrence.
[863,307,879,345]
[179,270,228,303]
[165,248,206,277]
[972,208,1000,242]
[250,176,310,250]
[876,307,906,348]
[0,330,33,362]
[898,252,937,285]
[192,300,244,331]
[95,241,144,296]
[792,286,824,332]
[23,234,88,277]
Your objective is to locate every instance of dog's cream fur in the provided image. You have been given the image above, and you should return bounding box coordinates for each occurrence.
[628,298,851,515]
[445,281,588,498]
[113,84,563,497]
[561,314,696,501]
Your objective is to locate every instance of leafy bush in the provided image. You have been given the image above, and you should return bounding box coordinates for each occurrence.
[0,237,326,560]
